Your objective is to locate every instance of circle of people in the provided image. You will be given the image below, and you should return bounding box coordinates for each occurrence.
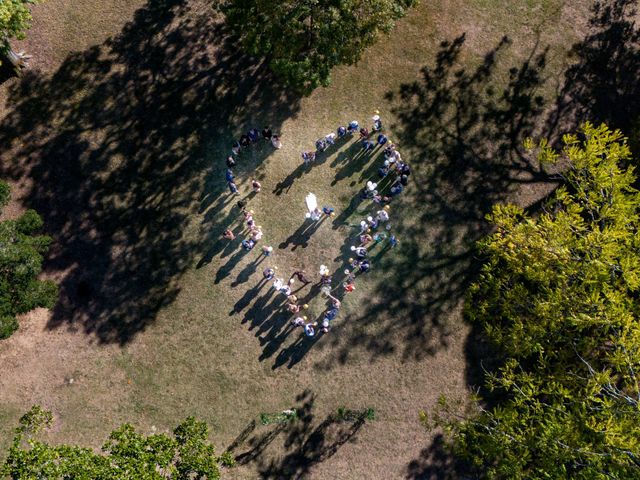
[221,113,411,339]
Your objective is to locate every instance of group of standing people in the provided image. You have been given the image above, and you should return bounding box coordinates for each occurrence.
[223,201,274,256]
[219,112,408,340]
[301,112,385,166]
[225,126,282,194]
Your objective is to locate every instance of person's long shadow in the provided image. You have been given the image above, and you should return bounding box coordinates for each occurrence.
[231,278,269,314]
[231,253,267,287]
[329,140,359,168]
[257,314,296,362]
[279,218,327,251]
[272,330,323,370]
[214,249,247,284]
[331,143,381,186]
[0,0,301,344]
[248,292,285,331]
[330,193,367,232]
[272,162,308,196]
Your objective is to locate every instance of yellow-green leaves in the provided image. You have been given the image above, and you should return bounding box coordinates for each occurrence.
[449,124,640,478]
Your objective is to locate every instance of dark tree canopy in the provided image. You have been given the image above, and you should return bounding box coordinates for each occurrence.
[2,406,233,478]
[437,124,640,478]
[219,0,417,93]
[0,181,57,339]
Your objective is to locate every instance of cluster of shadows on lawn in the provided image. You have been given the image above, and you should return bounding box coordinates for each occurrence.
[400,1,640,478]
[225,390,369,480]
[230,264,333,370]
[0,0,299,344]
[318,32,552,370]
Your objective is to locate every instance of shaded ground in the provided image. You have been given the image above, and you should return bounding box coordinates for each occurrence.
[3,0,640,478]
[0,0,299,344]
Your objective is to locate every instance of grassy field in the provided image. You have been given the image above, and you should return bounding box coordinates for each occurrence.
[1,0,636,477]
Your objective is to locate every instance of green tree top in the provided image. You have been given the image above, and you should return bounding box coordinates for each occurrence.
[220,0,417,93]
[437,124,640,479]
[2,406,232,479]
[0,180,57,339]
[0,0,37,52]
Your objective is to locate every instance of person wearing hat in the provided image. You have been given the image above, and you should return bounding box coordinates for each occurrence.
[372,112,382,131]
[263,267,275,280]
[304,323,316,337]
[291,316,305,327]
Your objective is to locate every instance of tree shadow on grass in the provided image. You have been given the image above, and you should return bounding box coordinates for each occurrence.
[404,2,640,474]
[317,34,554,366]
[547,0,640,137]
[0,0,300,344]
[228,390,369,479]
[405,433,471,480]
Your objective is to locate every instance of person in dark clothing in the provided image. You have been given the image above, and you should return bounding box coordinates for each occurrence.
[362,139,375,152]
[240,134,250,147]
[226,156,236,168]
[262,126,273,140]
[291,270,312,284]
[248,128,260,142]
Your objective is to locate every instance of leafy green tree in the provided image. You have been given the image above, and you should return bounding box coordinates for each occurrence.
[0,181,57,339]
[435,124,640,478]
[219,0,416,93]
[0,0,39,74]
[2,405,233,478]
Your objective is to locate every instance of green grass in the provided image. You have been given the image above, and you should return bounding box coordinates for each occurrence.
[0,0,596,477]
